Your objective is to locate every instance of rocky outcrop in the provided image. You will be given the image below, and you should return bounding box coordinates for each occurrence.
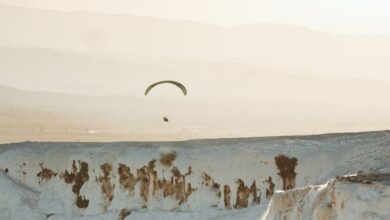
[263,173,390,220]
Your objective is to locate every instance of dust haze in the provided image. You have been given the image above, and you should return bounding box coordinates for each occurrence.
[1,3,390,143]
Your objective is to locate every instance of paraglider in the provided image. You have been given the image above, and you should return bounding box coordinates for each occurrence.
[145,80,187,124]
[144,80,187,96]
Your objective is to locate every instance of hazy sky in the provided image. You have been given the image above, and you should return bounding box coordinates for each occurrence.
[1,0,390,141]
[1,0,390,35]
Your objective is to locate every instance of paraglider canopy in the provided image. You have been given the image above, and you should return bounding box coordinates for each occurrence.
[144,80,187,96]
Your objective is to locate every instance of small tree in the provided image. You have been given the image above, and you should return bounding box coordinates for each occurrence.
[274,154,298,190]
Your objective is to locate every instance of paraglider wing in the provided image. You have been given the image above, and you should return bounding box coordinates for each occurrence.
[144,80,187,96]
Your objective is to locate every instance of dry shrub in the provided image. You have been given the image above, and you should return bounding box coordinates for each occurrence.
[274,154,298,190]
[160,152,177,167]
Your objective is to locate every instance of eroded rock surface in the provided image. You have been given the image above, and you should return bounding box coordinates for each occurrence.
[234,179,261,209]
[224,185,231,209]
[202,172,221,207]
[61,160,90,208]
[118,163,137,194]
[265,176,275,198]
[98,163,115,211]
[36,163,57,184]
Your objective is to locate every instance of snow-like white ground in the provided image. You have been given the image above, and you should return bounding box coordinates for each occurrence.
[0,130,389,219]
[264,173,390,220]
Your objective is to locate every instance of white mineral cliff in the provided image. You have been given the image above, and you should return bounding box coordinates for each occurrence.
[0,131,389,219]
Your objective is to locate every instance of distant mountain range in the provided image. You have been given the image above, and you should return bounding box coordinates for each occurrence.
[1,3,390,81]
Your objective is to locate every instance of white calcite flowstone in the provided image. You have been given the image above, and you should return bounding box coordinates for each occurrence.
[0,131,389,220]
[263,173,390,220]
